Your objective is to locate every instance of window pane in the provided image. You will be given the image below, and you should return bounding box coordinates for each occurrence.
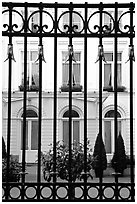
[104,64,112,87]
[117,121,121,135]
[62,52,68,61]
[74,52,81,61]
[62,63,69,84]
[73,64,80,84]
[117,52,122,61]
[31,121,38,150]
[63,121,69,145]
[21,121,28,150]
[117,63,121,86]
[104,121,111,153]
[104,53,113,61]
[32,63,39,86]
[73,121,79,144]
[30,51,37,61]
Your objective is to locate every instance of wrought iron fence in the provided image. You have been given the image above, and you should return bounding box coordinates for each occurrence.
[2,2,135,201]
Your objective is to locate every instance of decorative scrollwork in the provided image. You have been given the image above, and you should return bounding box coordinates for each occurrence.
[118,11,135,34]
[27,10,54,34]
[57,11,84,34]
[87,11,114,34]
[2,9,24,33]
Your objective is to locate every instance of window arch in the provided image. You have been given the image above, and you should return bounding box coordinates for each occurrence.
[104,110,122,154]
[63,110,79,118]
[63,109,80,145]
[104,110,121,118]
[21,110,38,118]
[21,109,38,151]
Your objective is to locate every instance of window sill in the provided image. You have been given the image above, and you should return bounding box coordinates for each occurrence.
[60,84,83,92]
[103,86,126,92]
[19,85,39,92]
[103,86,113,92]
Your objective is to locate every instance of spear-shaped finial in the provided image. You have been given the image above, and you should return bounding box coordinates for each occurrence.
[125,45,135,63]
[95,45,107,63]
[65,45,77,63]
[4,44,16,62]
[35,45,46,63]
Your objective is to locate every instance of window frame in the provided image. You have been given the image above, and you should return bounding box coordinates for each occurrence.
[103,51,122,90]
[62,51,81,86]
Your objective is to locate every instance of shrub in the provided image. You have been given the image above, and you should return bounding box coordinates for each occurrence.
[41,140,93,182]
[92,134,107,176]
[2,156,22,182]
[111,133,128,175]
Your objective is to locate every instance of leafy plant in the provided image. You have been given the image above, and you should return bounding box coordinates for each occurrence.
[41,140,93,182]
[92,134,107,176]
[2,156,22,182]
[111,133,128,175]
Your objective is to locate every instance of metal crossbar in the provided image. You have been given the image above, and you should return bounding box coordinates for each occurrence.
[2,2,135,201]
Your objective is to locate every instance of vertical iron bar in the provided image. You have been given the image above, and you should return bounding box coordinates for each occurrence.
[99,2,103,200]
[68,2,73,199]
[129,2,134,201]
[53,2,58,200]
[114,3,118,200]
[84,2,88,200]
[21,3,28,200]
[5,4,13,200]
[37,4,43,198]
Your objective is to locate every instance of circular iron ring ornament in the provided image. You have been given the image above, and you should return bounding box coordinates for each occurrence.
[2,9,25,33]
[24,186,37,199]
[57,11,84,34]
[9,186,21,199]
[102,186,115,200]
[87,186,100,199]
[74,186,84,199]
[87,11,114,34]
[117,11,135,34]
[27,10,54,33]
[40,186,53,199]
[56,186,68,199]
[118,186,131,200]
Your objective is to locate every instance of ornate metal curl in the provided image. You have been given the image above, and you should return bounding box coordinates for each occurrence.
[4,44,16,62]
[87,11,114,34]
[65,45,76,63]
[118,11,135,34]
[125,45,135,63]
[35,45,46,63]
[95,45,107,63]
[57,11,84,34]
[2,9,25,33]
[27,10,54,34]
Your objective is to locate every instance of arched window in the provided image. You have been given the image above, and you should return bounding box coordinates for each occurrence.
[21,110,38,151]
[63,110,79,118]
[104,110,122,154]
[104,110,121,118]
[63,110,80,145]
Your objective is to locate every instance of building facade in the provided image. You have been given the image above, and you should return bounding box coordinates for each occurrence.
[2,6,135,163]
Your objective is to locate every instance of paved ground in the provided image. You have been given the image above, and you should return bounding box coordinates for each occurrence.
[25,165,131,183]
[3,165,133,201]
